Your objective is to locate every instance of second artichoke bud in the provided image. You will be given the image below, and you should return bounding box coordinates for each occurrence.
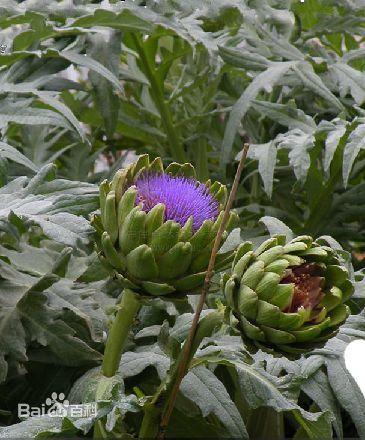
[223,235,354,352]
[93,154,238,298]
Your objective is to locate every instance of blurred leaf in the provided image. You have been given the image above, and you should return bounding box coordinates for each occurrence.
[35,91,87,142]
[0,98,74,131]
[88,32,121,137]
[60,50,123,94]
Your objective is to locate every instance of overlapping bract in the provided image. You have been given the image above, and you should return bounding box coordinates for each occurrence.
[223,235,354,352]
[93,155,237,298]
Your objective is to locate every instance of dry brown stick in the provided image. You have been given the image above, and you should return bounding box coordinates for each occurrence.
[157,143,250,439]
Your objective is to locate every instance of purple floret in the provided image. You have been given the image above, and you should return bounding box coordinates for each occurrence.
[134,172,220,232]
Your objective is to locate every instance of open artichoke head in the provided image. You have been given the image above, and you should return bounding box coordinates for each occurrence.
[223,235,354,352]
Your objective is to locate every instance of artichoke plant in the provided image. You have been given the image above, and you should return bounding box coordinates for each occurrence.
[223,235,354,351]
[93,154,237,298]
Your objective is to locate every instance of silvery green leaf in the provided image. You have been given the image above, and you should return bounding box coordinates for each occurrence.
[276,128,315,182]
[0,140,38,172]
[119,348,170,380]
[218,46,270,71]
[0,416,66,439]
[180,365,248,438]
[293,61,344,112]
[248,141,277,197]
[0,165,97,245]
[326,356,365,439]
[200,353,334,439]
[301,369,343,438]
[332,62,365,105]
[0,98,73,132]
[251,100,316,133]
[322,119,348,175]
[342,122,365,187]
[259,216,294,241]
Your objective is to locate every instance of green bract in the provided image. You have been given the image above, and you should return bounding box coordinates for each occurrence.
[223,235,354,352]
[93,154,237,298]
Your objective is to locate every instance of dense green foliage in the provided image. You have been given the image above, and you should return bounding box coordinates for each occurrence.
[0,0,365,438]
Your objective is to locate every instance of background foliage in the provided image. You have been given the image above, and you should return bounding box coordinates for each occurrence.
[0,0,365,438]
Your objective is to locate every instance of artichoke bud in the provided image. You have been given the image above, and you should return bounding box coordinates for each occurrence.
[119,207,147,254]
[117,187,137,227]
[150,220,180,256]
[110,169,127,202]
[146,203,165,240]
[226,210,239,232]
[95,154,235,299]
[104,191,118,244]
[223,235,354,352]
[101,232,126,271]
[179,216,193,241]
[99,180,109,223]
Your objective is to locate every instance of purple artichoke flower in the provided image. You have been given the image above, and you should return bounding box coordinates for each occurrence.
[95,155,238,298]
[134,173,220,232]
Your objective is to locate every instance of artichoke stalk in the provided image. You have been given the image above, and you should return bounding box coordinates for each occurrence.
[93,154,237,299]
[93,154,237,388]
[223,235,354,352]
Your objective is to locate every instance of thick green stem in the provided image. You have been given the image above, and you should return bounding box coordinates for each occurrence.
[131,33,187,163]
[93,420,106,439]
[303,181,334,235]
[94,289,140,439]
[304,126,351,235]
[102,289,141,378]
[139,402,161,439]
[250,172,260,204]
[196,137,209,181]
